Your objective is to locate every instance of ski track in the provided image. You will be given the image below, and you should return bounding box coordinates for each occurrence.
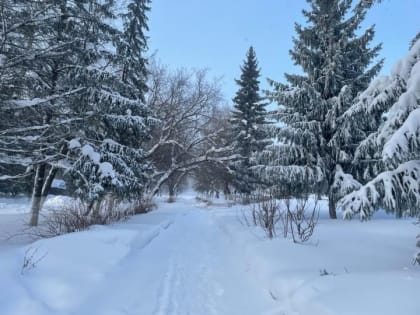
[152,210,219,315]
[59,206,276,315]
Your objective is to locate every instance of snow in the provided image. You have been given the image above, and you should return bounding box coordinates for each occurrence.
[340,160,420,219]
[332,164,362,199]
[99,161,116,179]
[68,139,81,150]
[382,57,420,161]
[0,53,6,66]
[81,144,100,164]
[0,195,419,315]
[51,179,66,189]
[339,38,420,217]
[5,88,85,109]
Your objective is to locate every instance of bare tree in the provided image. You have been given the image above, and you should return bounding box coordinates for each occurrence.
[145,61,238,199]
[193,106,234,198]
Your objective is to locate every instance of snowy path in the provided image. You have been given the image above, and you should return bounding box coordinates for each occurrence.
[66,205,275,315]
[1,196,419,315]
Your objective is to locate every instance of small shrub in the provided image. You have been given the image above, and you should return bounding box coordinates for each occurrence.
[38,198,144,237]
[252,197,281,239]
[319,269,335,276]
[21,247,47,275]
[126,198,155,215]
[281,198,319,244]
[239,195,318,243]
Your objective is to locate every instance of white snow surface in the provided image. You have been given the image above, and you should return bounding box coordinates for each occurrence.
[0,195,419,315]
[81,144,101,164]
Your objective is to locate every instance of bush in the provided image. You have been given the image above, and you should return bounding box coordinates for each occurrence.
[21,246,48,275]
[38,200,121,237]
[242,195,319,243]
[280,198,319,244]
[126,198,156,215]
[251,198,281,239]
[37,197,154,237]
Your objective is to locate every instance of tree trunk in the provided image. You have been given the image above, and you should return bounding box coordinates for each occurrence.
[29,164,47,226]
[168,184,175,198]
[39,166,58,208]
[223,181,231,198]
[328,195,337,219]
[167,183,176,202]
[91,200,101,221]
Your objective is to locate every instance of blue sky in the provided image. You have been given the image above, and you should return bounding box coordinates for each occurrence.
[148,0,420,103]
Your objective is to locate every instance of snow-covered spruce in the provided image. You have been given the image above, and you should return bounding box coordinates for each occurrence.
[65,0,153,212]
[0,0,126,225]
[0,0,154,224]
[265,0,382,217]
[230,46,271,194]
[339,37,420,220]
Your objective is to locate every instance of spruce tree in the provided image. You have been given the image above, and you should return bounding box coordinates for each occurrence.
[0,0,154,224]
[0,0,114,224]
[65,0,153,214]
[340,36,420,219]
[117,0,150,98]
[266,0,382,218]
[230,47,270,195]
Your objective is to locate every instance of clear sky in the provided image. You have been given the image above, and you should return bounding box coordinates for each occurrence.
[148,0,420,103]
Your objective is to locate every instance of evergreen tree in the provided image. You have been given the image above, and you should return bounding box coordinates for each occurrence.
[65,0,153,215]
[117,0,151,99]
[266,0,382,218]
[0,0,43,195]
[0,0,153,224]
[0,0,107,224]
[339,36,420,220]
[230,46,270,195]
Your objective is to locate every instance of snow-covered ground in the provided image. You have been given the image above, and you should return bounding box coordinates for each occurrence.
[0,195,419,315]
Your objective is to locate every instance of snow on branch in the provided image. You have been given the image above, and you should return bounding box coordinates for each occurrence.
[3,88,85,110]
[253,164,324,190]
[383,108,420,163]
[339,160,420,220]
[381,56,420,162]
[332,165,362,200]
